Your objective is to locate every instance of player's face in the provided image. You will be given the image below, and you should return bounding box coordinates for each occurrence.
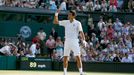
[68,12,74,20]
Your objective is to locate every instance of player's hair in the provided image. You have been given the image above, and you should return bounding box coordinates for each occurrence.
[69,10,77,16]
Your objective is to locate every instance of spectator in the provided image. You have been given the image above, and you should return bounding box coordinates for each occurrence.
[39,2,45,8]
[26,49,35,57]
[32,36,40,55]
[95,41,101,50]
[100,36,109,49]
[113,18,123,35]
[50,27,58,40]
[67,0,75,10]
[25,43,30,54]
[76,2,83,11]
[93,1,101,11]
[110,51,117,60]
[101,0,108,12]
[84,32,90,42]
[119,41,129,53]
[29,41,38,57]
[129,48,134,61]
[59,0,67,11]
[12,0,19,7]
[129,23,134,45]
[97,53,106,62]
[109,3,117,12]
[5,0,13,7]
[45,35,56,58]
[103,54,113,62]
[0,43,17,56]
[85,0,94,11]
[32,35,40,44]
[88,25,97,38]
[98,18,106,31]
[117,0,124,10]
[113,52,121,62]
[12,48,20,56]
[17,42,25,55]
[37,28,46,56]
[125,35,132,49]
[28,0,38,8]
[49,0,57,10]
[109,0,118,7]
[128,0,134,12]
[103,43,114,52]
[87,47,97,62]
[0,0,4,6]
[80,0,87,11]
[122,0,129,12]
[100,31,107,40]
[55,36,64,59]
[106,18,113,26]
[121,23,130,35]
[101,23,107,33]
[80,41,88,62]
[91,33,98,48]
[107,25,114,40]
[19,50,25,56]
[38,0,44,7]
[129,22,134,35]
[121,53,133,63]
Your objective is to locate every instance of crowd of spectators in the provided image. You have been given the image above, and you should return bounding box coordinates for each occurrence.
[82,17,134,63]
[0,0,133,12]
[0,0,134,63]
[0,16,133,63]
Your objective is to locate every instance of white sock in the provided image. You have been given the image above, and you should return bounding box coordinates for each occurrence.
[64,68,67,75]
[79,68,83,74]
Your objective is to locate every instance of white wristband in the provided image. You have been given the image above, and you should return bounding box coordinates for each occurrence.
[55,12,58,16]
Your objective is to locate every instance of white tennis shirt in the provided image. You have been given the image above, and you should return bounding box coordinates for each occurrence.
[0,45,11,55]
[59,19,83,40]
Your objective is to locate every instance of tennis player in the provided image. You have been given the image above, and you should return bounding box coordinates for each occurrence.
[53,9,85,75]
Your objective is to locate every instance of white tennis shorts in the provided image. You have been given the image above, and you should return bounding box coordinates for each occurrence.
[64,39,80,56]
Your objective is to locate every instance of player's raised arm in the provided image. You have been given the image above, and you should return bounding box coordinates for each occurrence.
[53,9,60,25]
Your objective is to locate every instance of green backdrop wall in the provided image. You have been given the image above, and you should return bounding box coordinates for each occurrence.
[0,12,88,41]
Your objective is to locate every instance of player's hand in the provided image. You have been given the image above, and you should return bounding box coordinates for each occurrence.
[57,8,60,13]
[55,8,60,16]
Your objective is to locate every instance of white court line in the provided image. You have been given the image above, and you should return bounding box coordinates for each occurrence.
[0,70,133,75]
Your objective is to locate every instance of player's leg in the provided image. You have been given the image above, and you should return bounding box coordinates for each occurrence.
[63,41,70,75]
[63,56,69,75]
[76,55,84,75]
[72,40,84,75]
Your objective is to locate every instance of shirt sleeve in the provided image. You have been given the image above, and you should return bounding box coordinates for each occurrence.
[78,22,83,32]
[59,20,68,27]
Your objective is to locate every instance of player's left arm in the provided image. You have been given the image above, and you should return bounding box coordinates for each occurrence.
[79,31,85,41]
[78,22,85,41]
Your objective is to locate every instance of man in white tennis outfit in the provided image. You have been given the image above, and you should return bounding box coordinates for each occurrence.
[53,9,86,75]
